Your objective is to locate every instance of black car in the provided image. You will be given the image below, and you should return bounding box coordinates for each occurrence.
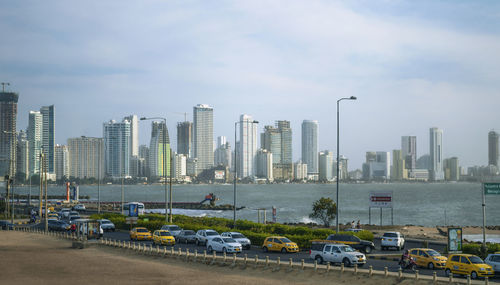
[0,220,14,230]
[326,234,375,254]
[177,230,197,244]
[48,220,70,232]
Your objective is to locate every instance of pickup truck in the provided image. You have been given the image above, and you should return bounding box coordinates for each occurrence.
[309,242,366,267]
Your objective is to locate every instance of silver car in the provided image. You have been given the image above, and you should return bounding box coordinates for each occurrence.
[98,219,115,232]
[160,225,183,238]
[221,232,251,249]
[485,254,500,275]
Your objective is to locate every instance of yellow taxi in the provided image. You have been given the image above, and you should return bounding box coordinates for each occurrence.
[130,227,152,241]
[445,253,494,279]
[409,248,447,269]
[262,236,299,253]
[152,230,176,246]
[48,213,59,220]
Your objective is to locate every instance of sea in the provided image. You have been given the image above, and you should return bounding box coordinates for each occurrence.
[12,182,500,227]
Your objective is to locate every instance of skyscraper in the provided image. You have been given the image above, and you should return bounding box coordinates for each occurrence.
[318,150,334,181]
[429,127,444,181]
[301,120,318,175]
[277,120,292,164]
[28,111,43,175]
[55,144,69,180]
[40,105,55,173]
[16,130,29,180]
[392,149,406,181]
[261,125,281,164]
[68,136,103,179]
[401,136,417,170]
[103,119,131,178]
[193,104,214,174]
[177,121,192,157]
[488,130,499,167]
[0,91,18,177]
[149,121,170,178]
[362,151,390,180]
[238,114,258,178]
[124,115,139,157]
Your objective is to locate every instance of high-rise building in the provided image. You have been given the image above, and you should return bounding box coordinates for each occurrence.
[429,127,444,181]
[28,111,43,175]
[0,91,18,177]
[68,136,104,179]
[103,119,131,178]
[214,142,231,168]
[294,161,308,181]
[148,121,170,178]
[444,157,460,181]
[55,144,69,180]
[277,120,292,164]
[193,104,214,174]
[362,151,390,180]
[238,114,258,178]
[256,149,273,181]
[123,115,139,157]
[16,130,29,180]
[139,145,150,177]
[173,152,187,180]
[392,149,406,181]
[401,136,417,170]
[40,105,55,173]
[261,126,281,164]
[338,155,349,180]
[319,151,334,181]
[488,130,499,167]
[177,121,192,158]
[301,120,318,175]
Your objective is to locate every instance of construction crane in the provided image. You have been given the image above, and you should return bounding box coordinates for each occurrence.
[1,82,10,92]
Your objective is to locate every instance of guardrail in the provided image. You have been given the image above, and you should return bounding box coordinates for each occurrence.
[10,226,493,285]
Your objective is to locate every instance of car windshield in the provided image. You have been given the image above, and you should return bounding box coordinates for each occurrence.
[137,229,149,233]
[279,238,292,243]
[183,230,195,235]
[232,234,245,239]
[383,233,397,237]
[223,238,236,243]
[206,231,219,236]
[101,221,111,224]
[469,256,484,264]
[168,226,181,231]
[339,246,355,252]
[159,232,172,236]
[427,250,440,256]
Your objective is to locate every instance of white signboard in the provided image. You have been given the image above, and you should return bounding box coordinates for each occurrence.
[214,170,225,180]
[369,191,393,208]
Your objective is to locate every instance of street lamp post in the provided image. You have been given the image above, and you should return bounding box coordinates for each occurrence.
[97,139,101,214]
[140,117,169,223]
[233,119,258,228]
[336,96,357,234]
[3,130,16,223]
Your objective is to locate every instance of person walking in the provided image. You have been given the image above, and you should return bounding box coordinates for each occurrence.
[356,220,361,229]
[351,221,355,229]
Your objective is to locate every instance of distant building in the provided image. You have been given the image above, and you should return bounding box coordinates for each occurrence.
[261,120,292,180]
[28,111,43,175]
[318,150,334,181]
[214,141,231,169]
[68,136,104,179]
[148,121,170,179]
[338,155,349,181]
[417,154,430,169]
[444,157,460,181]
[16,131,29,180]
[40,105,55,174]
[302,120,318,175]
[294,161,307,181]
[362,151,390,180]
[408,169,429,181]
[55,144,69,180]
[193,104,214,174]
[489,130,499,167]
[0,91,18,177]
[177,121,192,158]
[391,149,406,181]
[173,152,187,180]
[401,136,417,170]
[256,149,273,181]
[186,158,198,177]
[123,115,139,157]
[104,119,131,178]
[138,145,150,177]
[429,127,444,181]
[238,114,258,178]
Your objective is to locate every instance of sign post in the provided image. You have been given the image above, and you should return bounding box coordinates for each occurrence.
[482,183,500,250]
[369,192,393,226]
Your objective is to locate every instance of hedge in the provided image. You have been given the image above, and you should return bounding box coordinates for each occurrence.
[90,213,374,249]
[462,243,500,257]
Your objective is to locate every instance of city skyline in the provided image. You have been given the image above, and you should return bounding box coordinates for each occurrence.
[2,1,500,169]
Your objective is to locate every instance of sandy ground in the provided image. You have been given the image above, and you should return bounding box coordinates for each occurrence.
[0,231,445,285]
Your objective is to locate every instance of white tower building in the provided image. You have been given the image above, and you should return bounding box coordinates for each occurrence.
[238,114,258,178]
[301,120,318,175]
[429,127,444,181]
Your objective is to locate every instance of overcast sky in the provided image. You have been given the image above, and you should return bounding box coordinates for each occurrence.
[1,0,499,170]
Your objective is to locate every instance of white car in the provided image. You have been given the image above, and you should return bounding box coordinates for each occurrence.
[310,243,366,267]
[72,204,86,211]
[195,229,220,246]
[221,232,251,249]
[485,253,500,274]
[380,232,405,251]
[207,237,242,253]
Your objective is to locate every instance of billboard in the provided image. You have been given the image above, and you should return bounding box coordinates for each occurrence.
[369,191,393,208]
[214,170,225,180]
[448,227,462,252]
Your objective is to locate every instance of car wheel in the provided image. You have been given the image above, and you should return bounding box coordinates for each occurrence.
[315,255,324,265]
[364,246,372,254]
[196,240,199,246]
[471,271,478,280]
[397,246,401,251]
[427,262,434,270]
[208,246,213,253]
[281,247,287,253]
[263,246,268,253]
[342,258,351,267]
[185,239,188,244]
[445,269,451,277]
[223,247,227,253]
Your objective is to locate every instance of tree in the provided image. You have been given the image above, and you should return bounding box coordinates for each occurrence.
[309,197,337,227]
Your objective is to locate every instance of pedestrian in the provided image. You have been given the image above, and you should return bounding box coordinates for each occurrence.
[356,220,361,229]
[351,221,355,229]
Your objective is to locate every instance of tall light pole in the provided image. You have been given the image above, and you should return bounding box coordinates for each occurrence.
[233,119,258,228]
[97,139,101,214]
[336,96,357,233]
[141,117,169,223]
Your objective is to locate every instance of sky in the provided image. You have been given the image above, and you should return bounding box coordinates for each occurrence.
[1,0,499,170]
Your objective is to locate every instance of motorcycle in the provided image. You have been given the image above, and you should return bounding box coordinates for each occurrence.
[399,257,417,271]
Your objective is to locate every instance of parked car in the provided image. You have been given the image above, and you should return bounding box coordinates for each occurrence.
[130,227,152,241]
[48,220,70,231]
[262,236,299,253]
[221,232,251,249]
[207,237,242,253]
[445,254,494,279]
[98,219,115,232]
[177,230,197,244]
[47,213,59,221]
[152,230,176,246]
[0,220,14,230]
[484,253,500,275]
[72,204,86,211]
[409,248,447,270]
[310,242,366,267]
[195,229,220,246]
[160,225,183,238]
[381,232,405,251]
[59,208,71,219]
[345,228,363,233]
[324,234,375,254]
